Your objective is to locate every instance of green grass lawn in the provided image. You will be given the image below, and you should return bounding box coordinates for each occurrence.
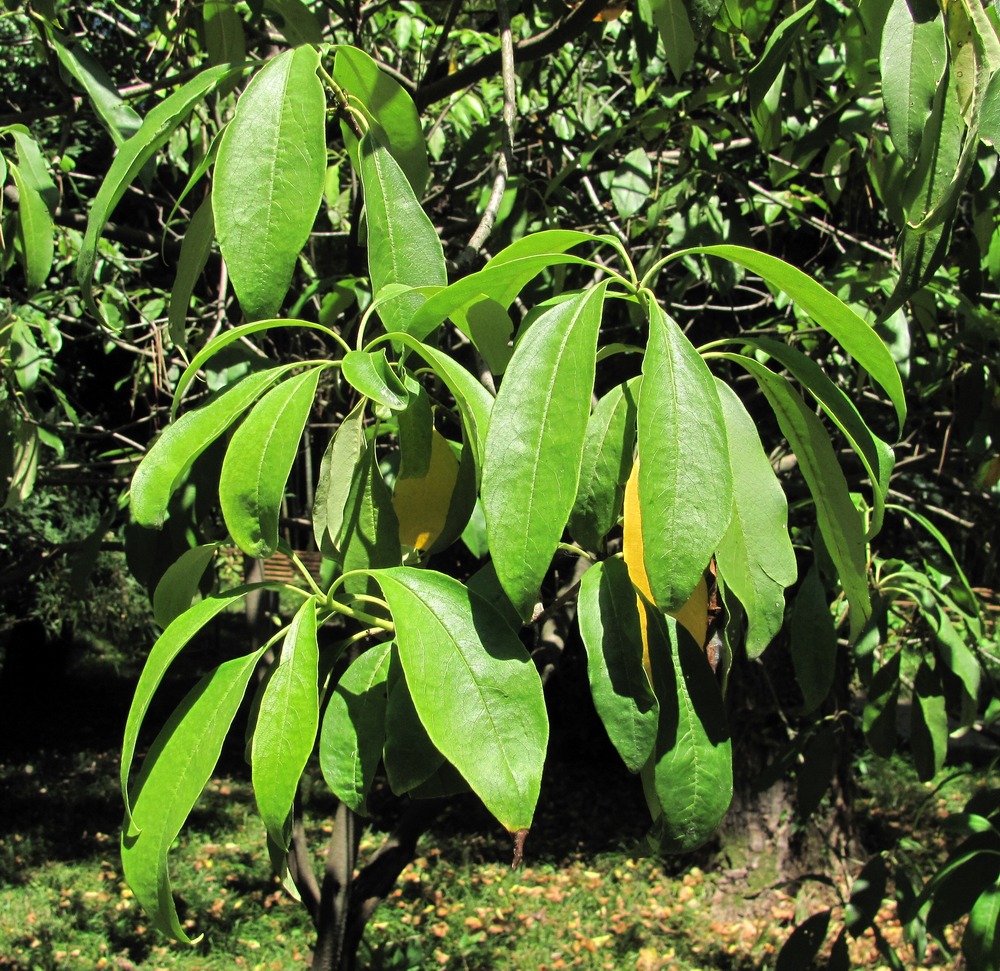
[0,644,987,971]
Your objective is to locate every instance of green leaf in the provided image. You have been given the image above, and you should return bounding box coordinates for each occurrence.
[790,567,837,712]
[214,46,326,320]
[396,376,433,479]
[482,284,607,619]
[9,163,54,292]
[714,380,796,658]
[384,650,446,793]
[341,349,409,410]
[151,544,216,628]
[796,722,835,818]
[252,599,319,852]
[637,299,732,612]
[776,910,831,971]
[167,195,214,348]
[372,568,548,833]
[880,0,947,167]
[320,641,391,814]
[863,649,901,757]
[313,399,367,553]
[131,367,288,528]
[219,367,323,557]
[333,45,428,195]
[740,336,894,537]
[46,26,143,145]
[846,855,889,938]
[339,442,401,596]
[724,355,871,640]
[121,586,261,834]
[568,378,639,551]
[677,245,906,431]
[204,0,246,71]
[924,601,981,705]
[644,609,732,853]
[911,660,948,781]
[263,0,324,46]
[964,881,1000,971]
[578,559,658,773]
[448,296,514,376]
[641,0,696,80]
[77,63,238,317]
[611,148,653,219]
[122,647,264,943]
[10,130,58,212]
[359,131,447,334]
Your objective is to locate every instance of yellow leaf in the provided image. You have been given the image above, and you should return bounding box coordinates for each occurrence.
[622,459,709,672]
[392,429,459,551]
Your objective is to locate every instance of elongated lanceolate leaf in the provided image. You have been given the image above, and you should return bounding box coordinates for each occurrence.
[214,46,326,320]
[483,285,608,619]
[637,299,732,612]
[9,163,53,292]
[78,63,237,315]
[359,132,447,334]
[252,599,319,852]
[790,566,837,712]
[121,586,263,834]
[152,543,217,628]
[643,609,732,853]
[911,660,947,781]
[740,336,894,537]
[714,380,796,658]
[371,568,548,832]
[384,652,446,793]
[319,641,391,814]
[676,245,906,431]
[333,46,428,195]
[640,0,695,80]
[568,378,639,551]
[578,559,658,773]
[963,881,1000,971]
[220,366,323,557]
[313,399,367,552]
[880,0,947,167]
[725,354,871,639]
[167,195,214,348]
[122,648,265,942]
[131,367,289,528]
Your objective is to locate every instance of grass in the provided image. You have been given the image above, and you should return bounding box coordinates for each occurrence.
[0,643,993,970]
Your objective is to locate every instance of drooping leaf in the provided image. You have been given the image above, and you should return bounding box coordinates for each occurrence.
[911,660,948,781]
[880,0,947,167]
[963,880,1000,971]
[568,377,639,551]
[724,355,871,640]
[482,284,607,618]
[384,650,446,793]
[796,721,836,819]
[578,558,658,773]
[219,366,324,557]
[846,855,889,938]
[371,568,548,832]
[358,131,447,334]
[319,641,391,814]
[776,910,831,971]
[263,0,324,46]
[636,299,732,612]
[863,648,901,757]
[151,544,217,628]
[643,609,732,852]
[132,367,290,528]
[393,429,461,552]
[121,586,263,834]
[714,380,796,658]
[167,194,214,348]
[252,599,319,852]
[204,0,246,72]
[122,648,265,942]
[676,245,906,431]
[77,63,238,316]
[341,349,409,410]
[333,45,428,194]
[790,567,837,713]
[214,46,326,320]
[9,162,53,292]
[313,399,367,553]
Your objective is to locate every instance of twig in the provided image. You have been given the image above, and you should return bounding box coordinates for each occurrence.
[458,0,517,265]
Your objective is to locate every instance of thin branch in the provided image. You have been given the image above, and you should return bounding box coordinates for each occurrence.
[416,0,607,108]
[458,0,517,266]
